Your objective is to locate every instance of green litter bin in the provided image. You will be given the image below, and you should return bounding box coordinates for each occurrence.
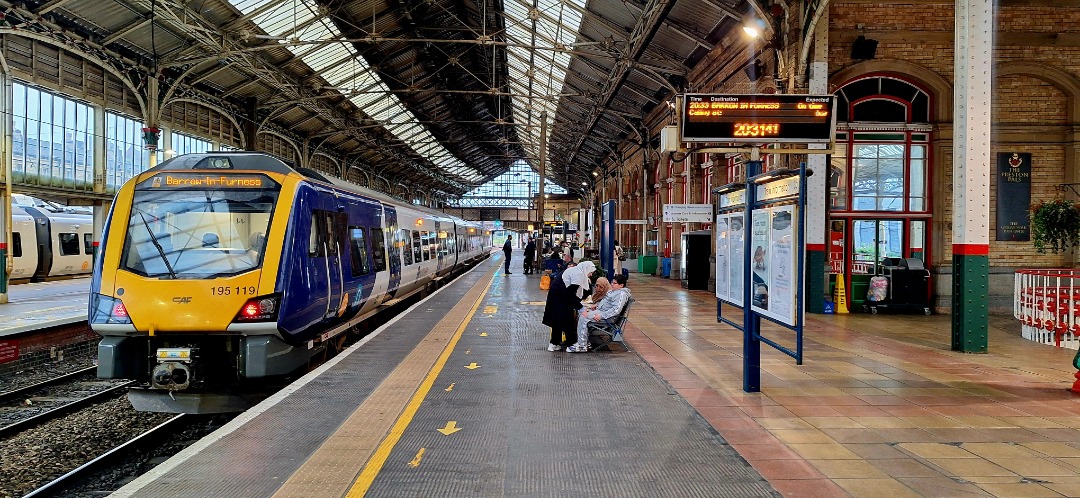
[638,255,658,275]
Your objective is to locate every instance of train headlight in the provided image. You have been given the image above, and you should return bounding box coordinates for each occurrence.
[235,294,280,322]
[89,294,132,324]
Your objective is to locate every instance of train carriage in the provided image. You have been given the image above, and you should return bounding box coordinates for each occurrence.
[90,152,489,412]
[7,194,94,281]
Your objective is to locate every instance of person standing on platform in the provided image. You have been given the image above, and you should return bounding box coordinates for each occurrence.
[543,260,595,351]
[613,240,624,277]
[503,234,513,274]
[523,237,536,274]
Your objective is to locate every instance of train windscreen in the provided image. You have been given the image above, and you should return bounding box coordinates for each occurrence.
[121,174,280,279]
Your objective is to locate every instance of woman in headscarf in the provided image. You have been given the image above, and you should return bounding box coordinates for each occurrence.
[542,260,595,351]
[588,276,611,305]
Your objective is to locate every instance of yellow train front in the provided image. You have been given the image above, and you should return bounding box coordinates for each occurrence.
[92,152,489,412]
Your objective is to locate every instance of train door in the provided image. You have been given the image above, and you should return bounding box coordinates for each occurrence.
[328,211,348,318]
[23,207,51,282]
[383,206,401,295]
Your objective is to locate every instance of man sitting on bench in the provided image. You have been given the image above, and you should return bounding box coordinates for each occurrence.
[566,273,631,353]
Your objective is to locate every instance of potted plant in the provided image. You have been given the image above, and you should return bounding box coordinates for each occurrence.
[1030,198,1080,254]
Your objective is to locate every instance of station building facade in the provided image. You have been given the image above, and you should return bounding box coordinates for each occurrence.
[603,1,1080,314]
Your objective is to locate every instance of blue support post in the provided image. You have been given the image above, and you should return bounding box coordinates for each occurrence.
[743,160,762,393]
[601,200,615,278]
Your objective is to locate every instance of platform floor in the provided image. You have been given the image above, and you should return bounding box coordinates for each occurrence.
[0,278,88,336]
[111,250,1080,498]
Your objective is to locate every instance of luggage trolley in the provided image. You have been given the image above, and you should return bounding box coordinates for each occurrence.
[864,257,932,315]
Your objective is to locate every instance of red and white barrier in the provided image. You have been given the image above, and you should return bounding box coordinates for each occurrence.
[1014,269,1080,350]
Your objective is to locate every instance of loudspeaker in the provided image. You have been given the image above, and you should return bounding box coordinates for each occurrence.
[851,35,878,60]
[744,59,765,82]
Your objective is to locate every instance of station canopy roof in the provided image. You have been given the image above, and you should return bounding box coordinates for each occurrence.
[25,0,750,198]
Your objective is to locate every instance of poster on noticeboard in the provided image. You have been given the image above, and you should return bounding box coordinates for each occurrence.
[749,205,798,326]
[715,212,745,306]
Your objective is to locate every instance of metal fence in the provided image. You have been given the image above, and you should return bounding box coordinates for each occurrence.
[1014,268,1080,350]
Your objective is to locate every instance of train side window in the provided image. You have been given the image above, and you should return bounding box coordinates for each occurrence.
[83,233,93,255]
[59,233,81,256]
[420,231,430,261]
[412,230,422,262]
[12,233,21,257]
[428,233,437,260]
[308,213,320,256]
[349,226,369,276]
[371,228,387,272]
[324,213,338,255]
[401,229,413,265]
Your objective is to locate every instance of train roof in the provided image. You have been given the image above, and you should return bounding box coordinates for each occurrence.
[151,152,477,227]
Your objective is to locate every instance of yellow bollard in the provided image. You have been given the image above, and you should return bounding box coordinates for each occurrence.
[833,276,850,314]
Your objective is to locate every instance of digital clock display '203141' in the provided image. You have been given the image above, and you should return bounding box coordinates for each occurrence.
[733,123,780,137]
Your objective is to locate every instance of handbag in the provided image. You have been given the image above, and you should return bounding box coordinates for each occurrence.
[540,272,552,290]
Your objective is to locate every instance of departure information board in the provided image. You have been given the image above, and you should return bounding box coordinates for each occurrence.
[680,94,836,144]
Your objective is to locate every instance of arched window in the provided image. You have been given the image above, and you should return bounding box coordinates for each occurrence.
[830,76,933,305]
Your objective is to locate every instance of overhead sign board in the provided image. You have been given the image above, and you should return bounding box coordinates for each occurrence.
[680,94,836,144]
[663,203,713,223]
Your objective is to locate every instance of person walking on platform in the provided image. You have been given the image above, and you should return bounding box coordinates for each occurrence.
[568,273,630,352]
[543,261,594,351]
[502,234,513,274]
[523,237,536,274]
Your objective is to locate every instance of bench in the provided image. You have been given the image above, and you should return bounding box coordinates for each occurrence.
[586,298,633,351]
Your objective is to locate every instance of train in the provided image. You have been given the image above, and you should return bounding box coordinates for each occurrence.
[90,152,491,412]
[7,194,95,282]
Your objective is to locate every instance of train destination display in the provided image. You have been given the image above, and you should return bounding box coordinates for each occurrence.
[680,94,836,144]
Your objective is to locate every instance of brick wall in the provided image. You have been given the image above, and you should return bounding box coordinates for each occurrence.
[0,323,99,378]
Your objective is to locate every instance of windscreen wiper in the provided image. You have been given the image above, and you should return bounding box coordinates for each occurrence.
[139,212,177,279]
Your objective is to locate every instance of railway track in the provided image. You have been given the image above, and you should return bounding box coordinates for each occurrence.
[21,414,191,498]
[0,366,97,405]
[0,382,134,438]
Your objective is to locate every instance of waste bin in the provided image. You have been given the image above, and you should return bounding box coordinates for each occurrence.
[661,257,672,278]
[638,255,658,275]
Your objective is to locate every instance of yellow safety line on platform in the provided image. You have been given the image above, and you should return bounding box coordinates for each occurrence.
[270,267,493,498]
[345,281,487,497]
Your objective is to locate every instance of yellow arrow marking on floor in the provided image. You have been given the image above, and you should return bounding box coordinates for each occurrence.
[444,383,455,392]
[408,448,425,468]
[437,421,462,435]
[465,362,480,369]
[483,305,497,314]
[478,332,488,337]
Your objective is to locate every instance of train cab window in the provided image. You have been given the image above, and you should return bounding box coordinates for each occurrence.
[349,227,369,276]
[12,233,21,257]
[413,230,423,262]
[84,233,93,255]
[58,233,81,256]
[371,228,387,272]
[401,229,413,265]
[121,184,280,278]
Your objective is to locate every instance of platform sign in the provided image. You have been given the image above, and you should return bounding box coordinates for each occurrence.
[680,94,836,144]
[0,340,18,364]
[663,203,713,223]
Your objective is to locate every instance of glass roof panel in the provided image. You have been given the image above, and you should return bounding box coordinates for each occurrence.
[226,0,481,186]
[504,0,586,163]
[448,159,567,207]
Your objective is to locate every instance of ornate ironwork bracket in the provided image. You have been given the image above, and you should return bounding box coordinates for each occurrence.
[1054,183,1080,197]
